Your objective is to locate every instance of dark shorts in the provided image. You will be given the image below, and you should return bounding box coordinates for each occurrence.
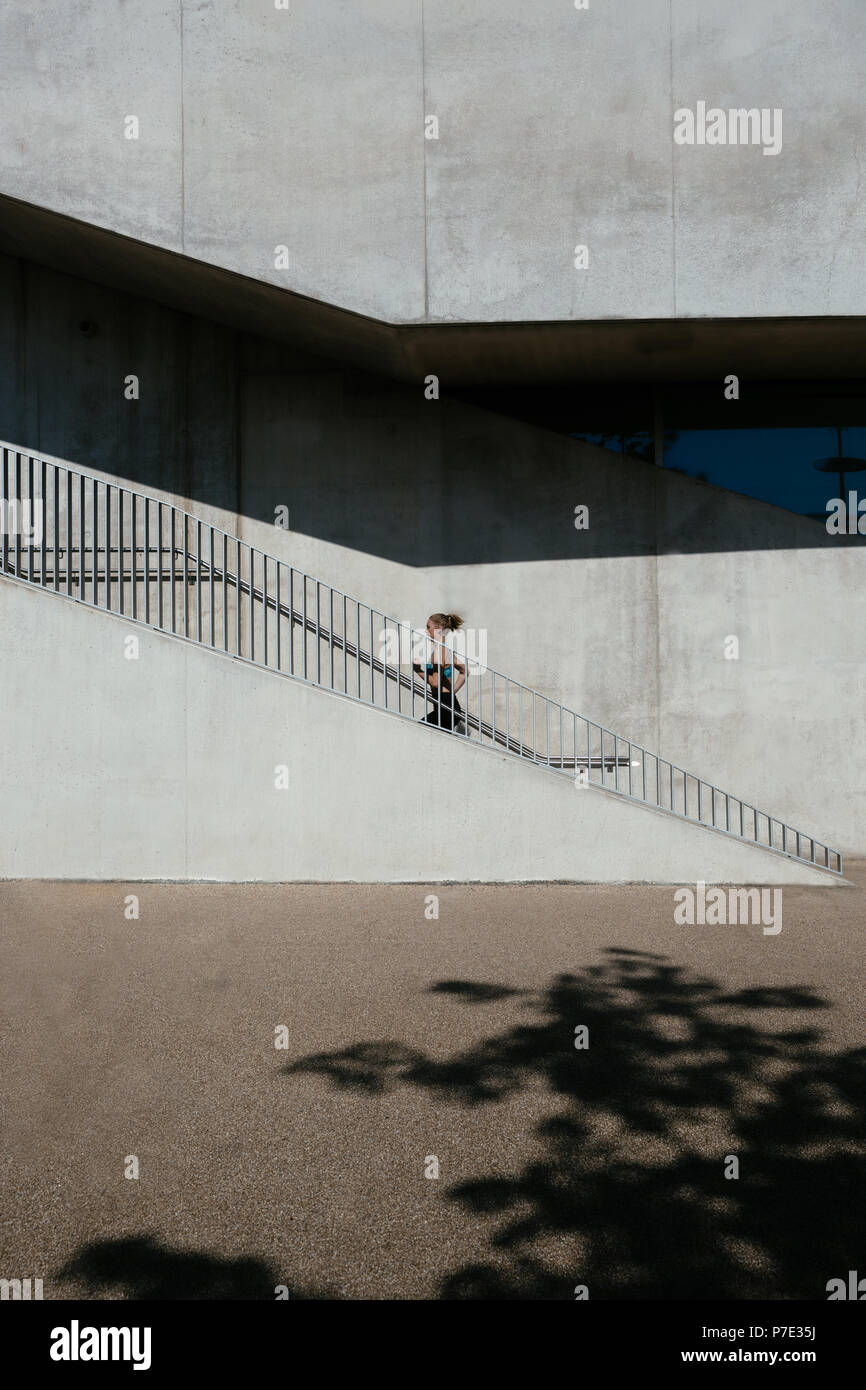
[424,692,464,732]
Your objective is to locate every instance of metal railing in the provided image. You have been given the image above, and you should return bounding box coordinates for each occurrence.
[0,442,843,875]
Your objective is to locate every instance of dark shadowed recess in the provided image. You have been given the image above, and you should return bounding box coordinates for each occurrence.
[1,192,864,563]
[287,951,866,1300]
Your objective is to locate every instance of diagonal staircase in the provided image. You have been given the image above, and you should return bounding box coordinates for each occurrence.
[0,441,843,877]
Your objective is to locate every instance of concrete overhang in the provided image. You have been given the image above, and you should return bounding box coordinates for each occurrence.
[2,191,866,387]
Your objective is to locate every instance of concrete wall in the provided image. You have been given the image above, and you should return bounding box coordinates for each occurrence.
[0,575,839,885]
[1,253,863,856]
[1,0,865,322]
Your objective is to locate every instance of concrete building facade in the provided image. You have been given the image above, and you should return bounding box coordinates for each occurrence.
[1,2,863,879]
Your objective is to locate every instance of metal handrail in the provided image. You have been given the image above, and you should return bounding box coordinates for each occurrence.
[0,442,843,875]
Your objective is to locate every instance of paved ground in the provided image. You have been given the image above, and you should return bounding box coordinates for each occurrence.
[1,868,864,1300]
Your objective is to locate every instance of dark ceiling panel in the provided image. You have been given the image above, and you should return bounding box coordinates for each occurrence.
[2,192,866,386]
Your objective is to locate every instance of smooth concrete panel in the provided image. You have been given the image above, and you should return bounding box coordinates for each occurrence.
[656,481,866,856]
[0,586,188,878]
[671,0,866,316]
[423,0,674,322]
[3,1,866,321]
[181,0,426,320]
[0,0,182,249]
[0,573,839,884]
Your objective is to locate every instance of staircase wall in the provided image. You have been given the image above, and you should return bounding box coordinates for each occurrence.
[0,576,839,884]
[1,252,863,856]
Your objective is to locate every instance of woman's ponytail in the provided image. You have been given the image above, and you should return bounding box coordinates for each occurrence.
[428,611,464,632]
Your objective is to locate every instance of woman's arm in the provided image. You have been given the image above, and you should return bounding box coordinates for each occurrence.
[414,658,437,690]
[451,657,466,695]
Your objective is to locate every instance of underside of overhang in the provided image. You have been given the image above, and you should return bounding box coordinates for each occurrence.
[2,191,865,386]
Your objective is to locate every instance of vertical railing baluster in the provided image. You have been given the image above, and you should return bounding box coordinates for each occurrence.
[329,588,335,690]
[78,471,84,601]
[159,500,166,631]
[301,573,308,679]
[235,537,240,656]
[40,456,46,587]
[56,467,61,591]
[53,464,60,592]
[1,449,7,575]
[222,533,228,651]
[131,493,138,620]
[210,527,215,649]
[519,686,524,758]
[64,469,71,597]
[263,552,269,666]
[249,546,255,663]
[315,581,321,686]
[196,519,202,644]
[182,514,189,639]
[143,496,150,625]
[14,452,21,579]
[90,475,96,602]
[290,568,296,675]
[27,455,33,583]
[275,560,281,671]
[117,489,124,612]
[104,483,111,609]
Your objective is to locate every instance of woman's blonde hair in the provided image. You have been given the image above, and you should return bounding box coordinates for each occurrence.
[429,612,464,631]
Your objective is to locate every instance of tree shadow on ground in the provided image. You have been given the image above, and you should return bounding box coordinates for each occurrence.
[286,949,866,1299]
[56,1234,333,1300]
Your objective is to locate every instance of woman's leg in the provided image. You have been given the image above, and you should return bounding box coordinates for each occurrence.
[425,694,454,731]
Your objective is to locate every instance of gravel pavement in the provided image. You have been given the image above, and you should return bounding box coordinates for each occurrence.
[2,869,864,1300]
